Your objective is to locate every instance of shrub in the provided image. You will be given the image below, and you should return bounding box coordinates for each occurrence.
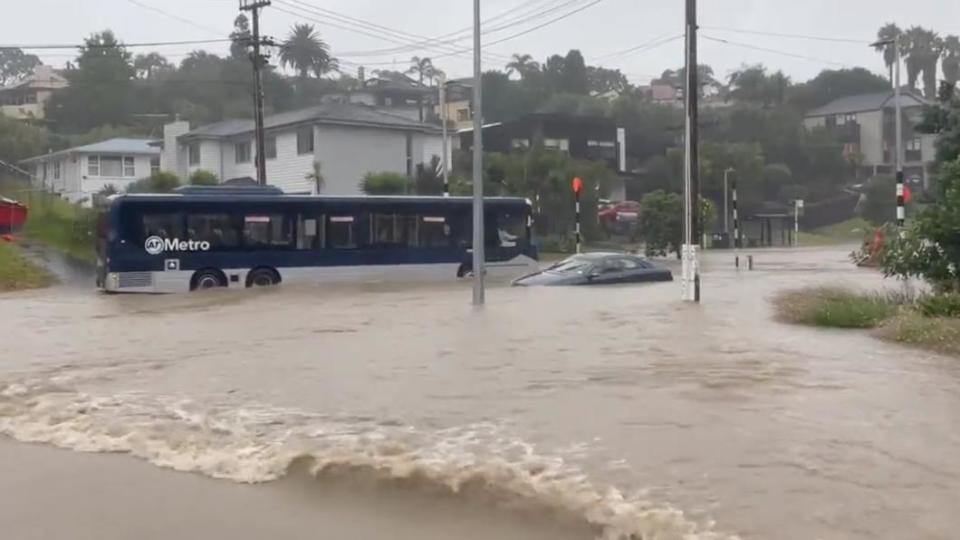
[127,171,181,193]
[189,169,219,186]
[917,293,960,318]
[775,287,898,329]
[362,172,409,195]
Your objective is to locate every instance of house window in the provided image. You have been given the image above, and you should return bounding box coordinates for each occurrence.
[235,140,252,163]
[188,143,200,165]
[87,155,136,177]
[544,138,570,152]
[456,108,470,122]
[511,138,531,149]
[837,113,857,125]
[53,161,61,180]
[906,137,923,162]
[150,156,160,174]
[906,137,922,151]
[87,156,98,177]
[264,136,277,160]
[123,156,136,177]
[297,127,314,155]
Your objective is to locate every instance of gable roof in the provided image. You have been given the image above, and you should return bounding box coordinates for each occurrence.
[181,102,440,140]
[805,89,929,118]
[20,138,159,163]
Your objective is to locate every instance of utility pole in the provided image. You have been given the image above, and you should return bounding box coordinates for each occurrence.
[681,0,701,303]
[471,0,485,305]
[440,72,450,197]
[871,35,904,227]
[723,167,733,236]
[240,0,271,187]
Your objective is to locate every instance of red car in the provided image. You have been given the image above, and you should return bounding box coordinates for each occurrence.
[598,200,640,235]
[0,197,28,236]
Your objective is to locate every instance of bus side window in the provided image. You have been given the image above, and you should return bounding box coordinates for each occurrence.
[296,214,323,250]
[327,215,357,249]
[142,213,183,242]
[187,213,241,250]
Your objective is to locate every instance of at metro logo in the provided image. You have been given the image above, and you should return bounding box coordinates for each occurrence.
[144,236,211,255]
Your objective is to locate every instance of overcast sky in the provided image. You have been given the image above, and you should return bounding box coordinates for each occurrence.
[5,0,959,85]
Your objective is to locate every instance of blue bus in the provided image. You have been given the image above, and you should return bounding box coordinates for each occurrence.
[96,186,538,293]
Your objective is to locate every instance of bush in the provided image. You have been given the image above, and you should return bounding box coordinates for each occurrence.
[362,172,409,195]
[774,287,898,329]
[879,312,960,355]
[127,171,181,193]
[638,190,682,257]
[918,293,960,318]
[858,175,897,226]
[189,169,219,186]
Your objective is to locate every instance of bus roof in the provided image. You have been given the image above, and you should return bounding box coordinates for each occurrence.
[110,193,532,206]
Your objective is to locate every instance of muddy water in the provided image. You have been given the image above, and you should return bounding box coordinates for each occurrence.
[1,246,959,540]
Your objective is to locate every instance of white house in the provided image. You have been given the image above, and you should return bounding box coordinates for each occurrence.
[159,102,447,194]
[0,65,69,121]
[20,138,160,204]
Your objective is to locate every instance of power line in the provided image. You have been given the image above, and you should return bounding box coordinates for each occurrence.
[701,26,868,45]
[702,35,850,68]
[4,39,233,50]
[126,0,227,36]
[593,33,683,63]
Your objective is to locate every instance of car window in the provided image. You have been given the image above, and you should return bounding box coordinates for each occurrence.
[548,257,592,273]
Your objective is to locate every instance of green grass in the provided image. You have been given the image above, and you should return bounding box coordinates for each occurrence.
[0,177,96,262]
[878,313,960,356]
[0,241,55,292]
[774,287,899,329]
[798,218,874,246]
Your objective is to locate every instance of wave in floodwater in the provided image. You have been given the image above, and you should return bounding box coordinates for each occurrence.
[0,377,737,540]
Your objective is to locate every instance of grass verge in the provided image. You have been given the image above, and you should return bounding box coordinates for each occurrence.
[798,218,874,246]
[878,313,960,356]
[774,287,898,329]
[1,177,96,262]
[0,241,55,292]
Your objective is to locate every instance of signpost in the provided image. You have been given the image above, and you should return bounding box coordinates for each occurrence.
[794,199,804,247]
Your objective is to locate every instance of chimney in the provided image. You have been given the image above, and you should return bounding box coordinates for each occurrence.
[162,120,191,176]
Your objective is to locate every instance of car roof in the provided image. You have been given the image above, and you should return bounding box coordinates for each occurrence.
[567,252,642,260]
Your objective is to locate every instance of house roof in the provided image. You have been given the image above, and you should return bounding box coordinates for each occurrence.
[20,138,160,163]
[180,102,441,140]
[0,66,68,93]
[805,89,929,118]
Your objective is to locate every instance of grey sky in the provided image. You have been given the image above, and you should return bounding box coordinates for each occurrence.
[5,0,959,85]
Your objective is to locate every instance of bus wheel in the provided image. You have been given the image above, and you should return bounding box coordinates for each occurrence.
[191,269,226,291]
[456,263,472,278]
[246,268,280,288]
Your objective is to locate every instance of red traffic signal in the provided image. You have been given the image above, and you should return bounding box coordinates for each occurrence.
[572,177,583,194]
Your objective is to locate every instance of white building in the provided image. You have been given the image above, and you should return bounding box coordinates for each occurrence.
[160,103,446,194]
[20,138,160,204]
[0,66,68,121]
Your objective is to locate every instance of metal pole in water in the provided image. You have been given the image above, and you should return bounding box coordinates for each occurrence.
[732,175,740,267]
[573,177,583,254]
[681,0,701,302]
[471,0,485,306]
[894,36,905,228]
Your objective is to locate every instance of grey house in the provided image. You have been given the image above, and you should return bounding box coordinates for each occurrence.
[803,89,936,189]
[158,103,447,194]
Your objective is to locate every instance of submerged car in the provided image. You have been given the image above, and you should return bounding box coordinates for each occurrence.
[512,252,673,286]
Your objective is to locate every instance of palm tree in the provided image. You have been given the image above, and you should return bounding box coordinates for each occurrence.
[133,52,170,79]
[874,23,902,84]
[902,26,941,98]
[941,35,960,87]
[406,56,435,86]
[280,23,338,79]
[506,53,539,80]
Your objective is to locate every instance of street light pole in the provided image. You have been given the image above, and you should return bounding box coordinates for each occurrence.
[871,36,905,228]
[471,0,485,306]
[440,72,450,197]
[723,167,733,235]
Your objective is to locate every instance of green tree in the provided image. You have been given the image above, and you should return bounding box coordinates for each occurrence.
[229,14,251,60]
[133,52,170,79]
[942,35,960,87]
[0,48,41,86]
[788,68,891,111]
[0,115,49,162]
[873,23,903,83]
[638,190,683,257]
[560,50,589,95]
[762,163,793,200]
[306,161,325,194]
[362,172,408,195]
[279,23,337,79]
[189,169,218,185]
[902,26,942,98]
[406,56,436,86]
[505,53,539,80]
[586,66,629,95]
[47,30,135,132]
[858,175,898,225]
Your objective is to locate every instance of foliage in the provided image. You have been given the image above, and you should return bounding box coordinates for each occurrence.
[362,171,409,195]
[881,159,960,292]
[127,171,181,193]
[788,68,890,111]
[46,31,136,132]
[638,190,683,256]
[229,14,251,60]
[415,156,444,195]
[189,170,218,186]
[858,175,898,225]
[0,115,50,161]
[728,65,790,107]
[0,48,42,86]
[505,53,540,80]
[879,312,960,356]
[406,56,437,86]
[917,293,960,318]
[133,52,171,80]
[280,23,338,79]
[306,161,325,193]
[774,287,899,329]
[0,242,55,292]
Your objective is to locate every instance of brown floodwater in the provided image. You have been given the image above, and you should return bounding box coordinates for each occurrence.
[1,246,958,540]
